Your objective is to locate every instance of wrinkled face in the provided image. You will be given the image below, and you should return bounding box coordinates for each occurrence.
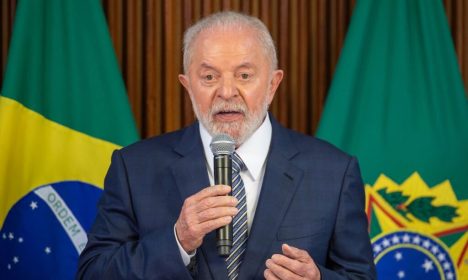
[179,26,283,146]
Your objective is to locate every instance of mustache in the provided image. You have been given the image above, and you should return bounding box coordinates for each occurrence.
[210,101,247,115]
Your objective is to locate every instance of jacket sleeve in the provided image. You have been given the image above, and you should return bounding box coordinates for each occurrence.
[76,150,193,280]
[318,157,377,279]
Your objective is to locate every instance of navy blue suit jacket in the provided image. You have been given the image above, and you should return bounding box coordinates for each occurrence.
[77,117,376,279]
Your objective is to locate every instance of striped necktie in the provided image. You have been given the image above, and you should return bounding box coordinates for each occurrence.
[226,152,248,280]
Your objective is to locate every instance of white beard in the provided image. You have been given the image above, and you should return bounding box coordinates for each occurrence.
[191,97,269,146]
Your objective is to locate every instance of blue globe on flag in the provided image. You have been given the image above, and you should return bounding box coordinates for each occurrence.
[373,230,457,280]
[0,181,102,279]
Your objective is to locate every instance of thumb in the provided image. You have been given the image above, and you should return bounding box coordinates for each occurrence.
[282,244,310,262]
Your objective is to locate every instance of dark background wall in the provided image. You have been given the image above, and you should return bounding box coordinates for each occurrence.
[2,0,467,138]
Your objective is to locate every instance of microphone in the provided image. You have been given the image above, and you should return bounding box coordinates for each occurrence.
[210,134,235,257]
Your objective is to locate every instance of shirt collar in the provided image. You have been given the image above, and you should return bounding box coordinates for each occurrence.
[200,114,272,181]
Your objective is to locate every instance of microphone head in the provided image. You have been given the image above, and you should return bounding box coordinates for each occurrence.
[210,134,235,156]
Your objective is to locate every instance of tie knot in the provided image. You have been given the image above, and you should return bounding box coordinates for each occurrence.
[232,152,246,173]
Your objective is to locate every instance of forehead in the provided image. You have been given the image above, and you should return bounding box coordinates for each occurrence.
[189,26,270,69]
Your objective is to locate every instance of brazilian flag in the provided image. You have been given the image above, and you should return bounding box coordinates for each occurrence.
[316,0,468,279]
[0,0,138,279]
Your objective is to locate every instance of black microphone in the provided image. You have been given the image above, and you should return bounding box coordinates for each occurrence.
[210,134,235,257]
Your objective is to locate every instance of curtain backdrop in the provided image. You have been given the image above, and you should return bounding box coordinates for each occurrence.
[2,0,467,138]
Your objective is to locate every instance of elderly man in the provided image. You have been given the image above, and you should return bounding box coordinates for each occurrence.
[77,11,376,280]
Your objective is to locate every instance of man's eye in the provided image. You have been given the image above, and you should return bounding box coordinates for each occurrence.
[205,74,214,81]
[241,73,249,79]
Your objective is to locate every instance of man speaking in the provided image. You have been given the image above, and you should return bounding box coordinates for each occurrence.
[77,11,376,279]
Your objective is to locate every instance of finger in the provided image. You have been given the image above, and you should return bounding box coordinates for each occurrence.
[266,258,301,280]
[196,195,238,213]
[271,254,305,277]
[198,206,239,222]
[281,245,321,279]
[188,185,232,204]
[282,244,311,262]
[198,215,233,234]
[264,268,281,280]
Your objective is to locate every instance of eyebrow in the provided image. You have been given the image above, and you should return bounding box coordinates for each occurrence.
[198,62,256,73]
[235,63,255,70]
[199,63,219,72]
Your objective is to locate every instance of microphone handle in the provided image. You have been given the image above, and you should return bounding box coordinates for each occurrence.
[214,154,233,257]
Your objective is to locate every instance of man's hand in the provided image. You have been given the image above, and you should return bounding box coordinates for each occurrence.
[175,185,238,253]
[264,244,321,280]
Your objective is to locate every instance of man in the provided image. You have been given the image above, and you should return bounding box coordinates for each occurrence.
[77,11,376,279]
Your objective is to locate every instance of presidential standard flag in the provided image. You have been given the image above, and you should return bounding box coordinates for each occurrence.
[0,0,139,278]
[316,0,468,279]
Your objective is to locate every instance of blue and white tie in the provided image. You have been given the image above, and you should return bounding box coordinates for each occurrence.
[226,152,248,280]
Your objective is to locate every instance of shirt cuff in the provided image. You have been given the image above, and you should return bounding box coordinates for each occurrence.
[174,224,196,266]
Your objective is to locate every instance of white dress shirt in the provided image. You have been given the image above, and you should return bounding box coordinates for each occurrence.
[175,114,272,265]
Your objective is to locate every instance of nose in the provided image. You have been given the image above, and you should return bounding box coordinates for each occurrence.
[217,76,238,99]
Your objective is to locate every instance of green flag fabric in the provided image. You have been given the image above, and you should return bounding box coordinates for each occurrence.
[316,0,468,279]
[0,0,139,278]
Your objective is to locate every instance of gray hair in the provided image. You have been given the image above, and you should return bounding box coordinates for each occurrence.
[182,11,278,73]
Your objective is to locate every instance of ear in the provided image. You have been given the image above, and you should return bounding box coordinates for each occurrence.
[267,69,284,104]
[178,74,191,94]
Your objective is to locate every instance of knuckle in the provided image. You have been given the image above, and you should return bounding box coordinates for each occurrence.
[204,196,218,207]
[188,225,201,238]
[201,208,216,219]
[227,196,238,206]
[296,264,306,273]
[311,265,320,277]
[299,250,308,257]
[186,219,200,232]
[214,216,230,227]
[183,210,195,221]
[184,196,195,207]
[201,187,212,198]
[202,219,217,231]
[180,206,190,217]
[210,185,222,194]
[297,265,307,276]
[177,215,188,227]
[203,220,213,230]
[184,222,194,234]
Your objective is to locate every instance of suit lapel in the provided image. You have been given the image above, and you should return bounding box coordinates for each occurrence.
[171,123,229,280]
[171,123,209,199]
[239,117,304,279]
